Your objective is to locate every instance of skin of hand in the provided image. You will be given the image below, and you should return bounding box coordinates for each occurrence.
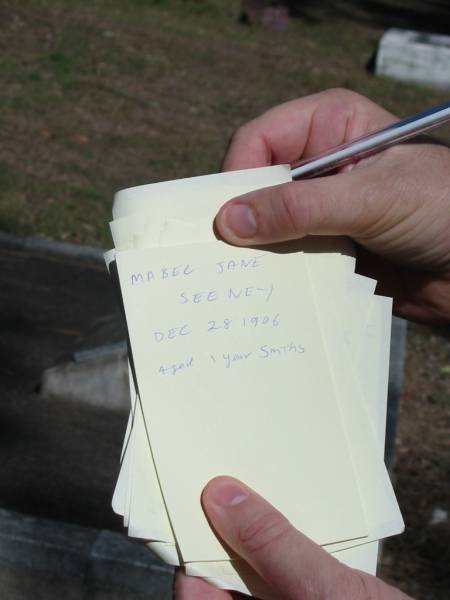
[175,90,445,598]
[175,476,413,600]
[214,88,450,324]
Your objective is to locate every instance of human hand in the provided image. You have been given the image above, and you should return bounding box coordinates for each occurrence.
[175,476,412,600]
[215,89,450,324]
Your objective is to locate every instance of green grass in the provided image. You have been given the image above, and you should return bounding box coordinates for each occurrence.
[1,0,449,247]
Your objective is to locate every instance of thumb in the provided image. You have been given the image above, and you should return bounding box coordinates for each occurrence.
[202,477,383,600]
[203,476,340,598]
[214,168,387,247]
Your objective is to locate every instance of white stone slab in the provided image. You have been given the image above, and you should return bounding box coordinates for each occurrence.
[376,28,450,90]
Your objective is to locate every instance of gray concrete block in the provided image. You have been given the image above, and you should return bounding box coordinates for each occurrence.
[40,348,129,413]
[89,530,173,594]
[0,231,105,264]
[385,316,408,470]
[0,509,96,579]
[376,28,450,90]
[0,509,174,599]
[0,563,86,600]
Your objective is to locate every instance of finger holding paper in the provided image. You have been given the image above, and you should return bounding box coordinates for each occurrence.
[218,89,450,323]
[108,125,412,596]
[191,476,412,600]
[222,89,394,170]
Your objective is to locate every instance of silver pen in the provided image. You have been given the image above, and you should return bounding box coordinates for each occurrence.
[290,100,450,179]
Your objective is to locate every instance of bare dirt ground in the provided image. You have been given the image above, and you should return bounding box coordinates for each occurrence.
[0,1,449,598]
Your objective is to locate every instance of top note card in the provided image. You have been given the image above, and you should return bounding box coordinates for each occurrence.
[116,241,368,562]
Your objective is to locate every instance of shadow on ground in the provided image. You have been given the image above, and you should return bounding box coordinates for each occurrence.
[287,0,450,34]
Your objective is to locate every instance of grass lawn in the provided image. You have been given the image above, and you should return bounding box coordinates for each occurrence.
[1,2,449,599]
[1,0,449,246]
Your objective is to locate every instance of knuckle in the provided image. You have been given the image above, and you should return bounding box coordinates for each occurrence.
[238,510,291,555]
[229,125,247,147]
[324,87,360,105]
[229,120,256,148]
[351,571,382,600]
[276,183,311,235]
[326,568,378,600]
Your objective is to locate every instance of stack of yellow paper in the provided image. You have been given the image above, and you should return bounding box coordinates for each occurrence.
[106,165,404,596]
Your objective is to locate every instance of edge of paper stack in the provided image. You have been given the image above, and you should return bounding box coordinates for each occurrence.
[105,165,404,597]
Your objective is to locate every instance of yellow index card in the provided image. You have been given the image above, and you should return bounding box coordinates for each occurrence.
[116,241,367,562]
[112,165,291,220]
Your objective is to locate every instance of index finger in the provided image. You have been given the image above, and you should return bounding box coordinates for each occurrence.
[222,88,396,171]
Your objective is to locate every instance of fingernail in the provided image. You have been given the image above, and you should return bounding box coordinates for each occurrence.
[208,480,249,508]
[222,203,257,239]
